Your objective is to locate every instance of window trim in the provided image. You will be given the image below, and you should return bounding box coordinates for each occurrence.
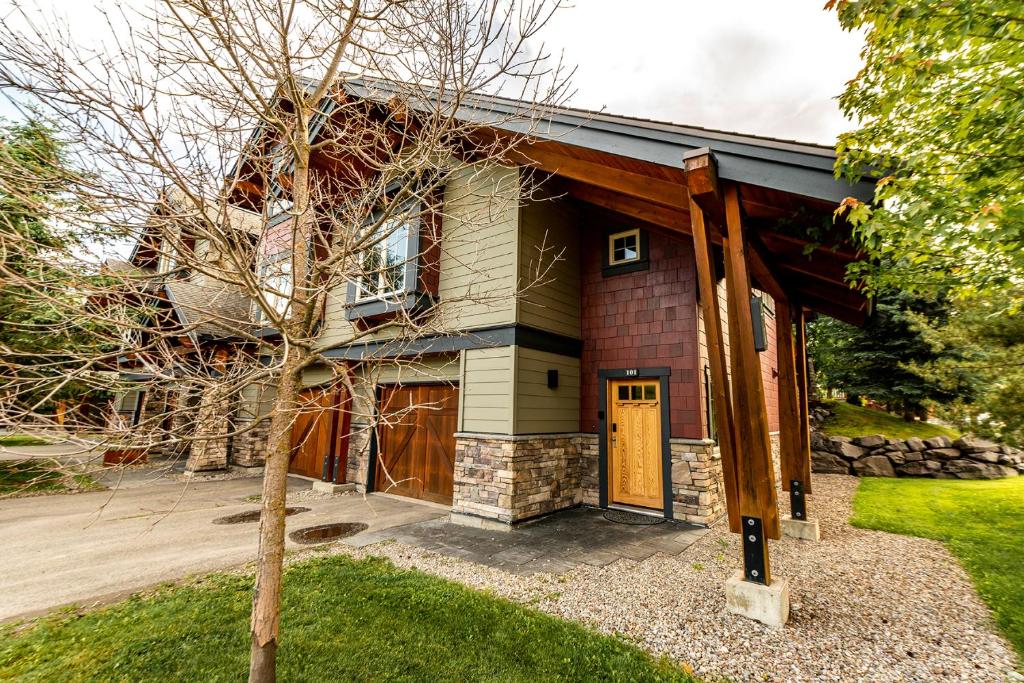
[352,212,417,304]
[601,226,650,278]
[345,200,425,320]
[256,250,294,322]
[608,228,641,266]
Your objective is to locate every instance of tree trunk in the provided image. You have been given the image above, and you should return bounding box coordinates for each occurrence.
[248,357,303,683]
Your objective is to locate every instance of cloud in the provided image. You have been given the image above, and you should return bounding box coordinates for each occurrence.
[541,1,863,144]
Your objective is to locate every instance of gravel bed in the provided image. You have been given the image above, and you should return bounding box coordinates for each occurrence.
[325,475,1018,682]
[286,487,359,502]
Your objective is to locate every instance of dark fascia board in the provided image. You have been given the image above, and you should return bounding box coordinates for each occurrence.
[322,324,582,361]
[342,79,876,206]
[118,372,154,382]
[492,113,874,204]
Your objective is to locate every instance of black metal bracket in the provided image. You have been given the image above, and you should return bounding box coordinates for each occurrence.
[789,479,806,521]
[741,516,767,585]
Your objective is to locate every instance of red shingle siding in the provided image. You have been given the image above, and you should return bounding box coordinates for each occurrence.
[759,296,780,433]
[580,229,703,439]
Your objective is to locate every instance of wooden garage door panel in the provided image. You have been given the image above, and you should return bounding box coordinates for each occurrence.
[289,388,337,479]
[376,385,457,505]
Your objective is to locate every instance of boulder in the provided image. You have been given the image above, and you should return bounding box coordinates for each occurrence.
[923,436,953,449]
[898,460,942,476]
[903,451,924,462]
[924,448,961,461]
[853,434,886,449]
[832,440,869,460]
[811,451,851,475]
[966,451,1000,464]
[953,436,998,453]
[999,453,1022,466]
[893,441,910,453]
[944,459,1018,480]
[810,430,831,452]
[853,455,897,477]
[888,451,908,466]
[904,437,926,452]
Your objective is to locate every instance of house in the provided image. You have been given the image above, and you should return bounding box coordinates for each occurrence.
[110,84,871,549]
[211,84,872,536]
[106,191,271,471]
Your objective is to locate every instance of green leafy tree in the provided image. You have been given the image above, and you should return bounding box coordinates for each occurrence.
[808,291,965,420]
[830,1,1024,310]
[0,119,111,416]
[908,288,1024,446]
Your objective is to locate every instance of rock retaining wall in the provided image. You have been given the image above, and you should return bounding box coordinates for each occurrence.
[811,432,1022,480]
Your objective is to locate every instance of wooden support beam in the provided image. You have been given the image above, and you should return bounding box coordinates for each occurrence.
[690,198,741,534]
[777,298,812,502]
[794,306,813,492]
[565,181,691,233]
[746,237,788,303]
[722,182,781,584]
[683,147,720,206]
[514,143,688,210]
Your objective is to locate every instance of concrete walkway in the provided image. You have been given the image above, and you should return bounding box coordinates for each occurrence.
[0,477,443,622]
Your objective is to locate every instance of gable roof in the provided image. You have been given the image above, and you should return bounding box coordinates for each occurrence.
[163,280,254,341]
[341,79,875,206]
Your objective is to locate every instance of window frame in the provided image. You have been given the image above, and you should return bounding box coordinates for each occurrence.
[345,199,427,320]
[256,250,294,321]
[352,212,416,304]
[601,226,650,278]
[608,228,641,266]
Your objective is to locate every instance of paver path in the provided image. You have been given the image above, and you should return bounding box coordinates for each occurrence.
[356,507,709,574]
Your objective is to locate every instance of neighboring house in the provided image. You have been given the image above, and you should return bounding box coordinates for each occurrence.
[219,84,871,530]
[107,191,268,471]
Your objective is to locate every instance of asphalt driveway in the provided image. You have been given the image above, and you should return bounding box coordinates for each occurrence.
[0,476,443,622]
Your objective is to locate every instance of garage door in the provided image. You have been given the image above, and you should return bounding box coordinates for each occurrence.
[374,384,458,505]
[289,387,347,480]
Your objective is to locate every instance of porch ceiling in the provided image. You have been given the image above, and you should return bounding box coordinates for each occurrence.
[508,136,871,326]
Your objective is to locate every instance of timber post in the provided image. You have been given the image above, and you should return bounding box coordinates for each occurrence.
[684,149,790,625]
[779,302,820,541]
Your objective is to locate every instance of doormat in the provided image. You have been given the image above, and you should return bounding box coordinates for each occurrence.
[603,509,665,526]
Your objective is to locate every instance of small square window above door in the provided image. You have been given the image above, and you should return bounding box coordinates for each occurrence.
[601,226,649,277]
[608,229,640,265]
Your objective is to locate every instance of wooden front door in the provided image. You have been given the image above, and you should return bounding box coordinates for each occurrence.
[608,379,664,510]
[375,384,457,505]
[289,387,341,479]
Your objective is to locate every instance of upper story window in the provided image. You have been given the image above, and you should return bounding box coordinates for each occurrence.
[265,99,338,224]
[356,215,411,301]
[608,228,640,266]
[259,251,293,319]
[267,143,294,224]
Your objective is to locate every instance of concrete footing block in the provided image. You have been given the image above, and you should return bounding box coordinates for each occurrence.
[311,481,356,494]
[448,511,513,532]
[725,570,790,627]
[781,515,821,542]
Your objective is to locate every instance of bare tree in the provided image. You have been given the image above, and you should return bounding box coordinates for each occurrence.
[0,1,573,680]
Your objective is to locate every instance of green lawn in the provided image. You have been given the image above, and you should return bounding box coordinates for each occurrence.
[852,477,1024,667]
[821,400,960,441]
[0,435,50,447]
[0,461,98,496]
[0,554,697,682]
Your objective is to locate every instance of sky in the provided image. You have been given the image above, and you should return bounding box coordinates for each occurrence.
[0,0,864,146]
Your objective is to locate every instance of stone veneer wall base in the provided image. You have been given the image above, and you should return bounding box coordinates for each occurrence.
[455,432,735,528]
